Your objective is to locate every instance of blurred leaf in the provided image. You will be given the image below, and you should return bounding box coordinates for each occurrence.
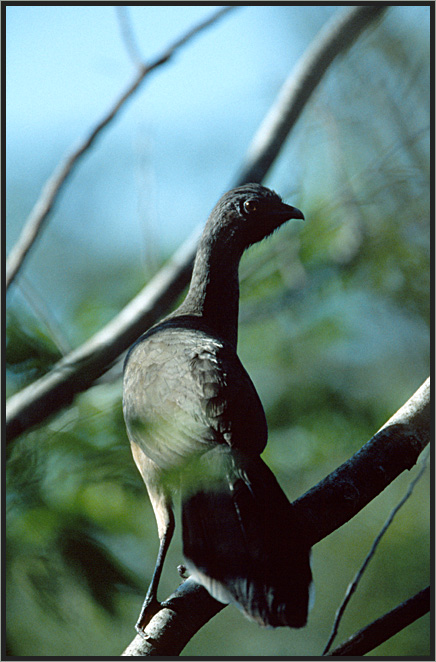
[58,522,140,615]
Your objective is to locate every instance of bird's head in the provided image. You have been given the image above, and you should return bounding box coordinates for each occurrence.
[205,183,304,253]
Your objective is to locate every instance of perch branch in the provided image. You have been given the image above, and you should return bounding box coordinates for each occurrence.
[5,6,235,290]
[6,4,387,442]
[121,378,430,656]
[122,579,225,657]
[291,377,430,544]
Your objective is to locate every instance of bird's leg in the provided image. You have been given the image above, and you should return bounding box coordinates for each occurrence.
[136,511,175,634]
[128,446,176,633]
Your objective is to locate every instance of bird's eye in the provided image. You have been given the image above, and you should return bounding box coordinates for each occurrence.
[243,199,257,214]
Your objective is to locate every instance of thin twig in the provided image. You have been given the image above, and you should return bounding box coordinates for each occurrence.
[326,587,430,656]
[322,451,429,655]
[115,6,143,67]
[5,6,236,290]
[16,276,72,356]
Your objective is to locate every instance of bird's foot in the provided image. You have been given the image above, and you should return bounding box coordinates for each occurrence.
[135,596,162,636]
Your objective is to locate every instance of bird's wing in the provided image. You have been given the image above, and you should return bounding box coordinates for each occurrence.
[123,324,267,473]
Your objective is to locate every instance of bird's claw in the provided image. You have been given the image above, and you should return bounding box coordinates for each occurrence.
[135,597,162,635]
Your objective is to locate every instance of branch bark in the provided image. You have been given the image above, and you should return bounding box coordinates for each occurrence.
[121,378,430,656]
[326,586,430,656]
[291,377,430,545]
[6,5,387,443]
[5,6,236,290]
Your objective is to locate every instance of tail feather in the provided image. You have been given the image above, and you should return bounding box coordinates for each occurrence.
[182,449,312,628]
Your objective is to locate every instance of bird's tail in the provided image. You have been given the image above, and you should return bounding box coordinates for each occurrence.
[181,448,312,628]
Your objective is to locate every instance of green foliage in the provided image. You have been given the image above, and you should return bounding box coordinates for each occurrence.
[6,308,62,394]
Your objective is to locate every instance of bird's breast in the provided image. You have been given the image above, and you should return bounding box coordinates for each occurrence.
[123,325,268,472]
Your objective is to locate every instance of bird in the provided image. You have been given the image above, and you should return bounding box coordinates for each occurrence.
[123,183,312,633]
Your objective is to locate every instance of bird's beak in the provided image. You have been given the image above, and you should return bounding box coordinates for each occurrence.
[273,202,304,222]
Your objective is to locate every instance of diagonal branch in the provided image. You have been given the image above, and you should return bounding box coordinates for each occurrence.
[6,234,198,442]
[326,586,430,656]
[120,377,430,656]
[6,4,387,443]
[291,377,431,545]
[234,4,387,185]
[5,6,236,290]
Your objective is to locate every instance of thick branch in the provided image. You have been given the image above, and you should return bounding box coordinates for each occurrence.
[326,586,430,656]
[292,377,430,545]
[121,378,430,656]
[5,7,235,290]
[6,235,197,441]
[6,5,387,443]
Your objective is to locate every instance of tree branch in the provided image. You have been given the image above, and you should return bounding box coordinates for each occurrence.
[115,6,144,68]
[122,579,225,657]
[6,234,198,442]
[234,4,387,185]
[120,378,430,656]
[6,4,387,443]
[5,6,236,290]
[291,377,430,545]
[326,587,430,656]
[322,454,428,654]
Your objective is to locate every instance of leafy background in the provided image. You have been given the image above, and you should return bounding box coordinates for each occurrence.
[6,5,430,657]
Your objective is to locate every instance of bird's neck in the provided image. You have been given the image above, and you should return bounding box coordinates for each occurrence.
[175,234,241,347]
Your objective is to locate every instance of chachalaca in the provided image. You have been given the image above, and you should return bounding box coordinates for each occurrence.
[123,183,312,632]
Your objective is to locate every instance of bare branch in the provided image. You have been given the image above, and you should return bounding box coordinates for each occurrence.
[322,452,429,654]
[235,4,388,185]
[6,4,388,442]
[326,587,430,656]
[6,233,198,441]
[5,6,236,290]
[122,579,225,657]
[291,377,431,545]
[120,378,430,656]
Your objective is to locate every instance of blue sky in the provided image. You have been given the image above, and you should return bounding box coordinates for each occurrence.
[6,5,338,250]
[6,5,430,319]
